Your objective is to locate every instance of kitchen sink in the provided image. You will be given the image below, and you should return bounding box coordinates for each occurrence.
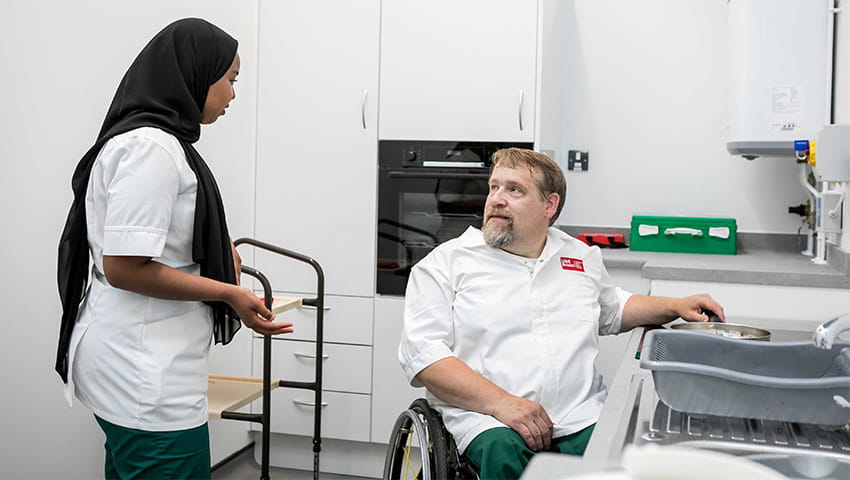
[629,369,850,479]
[745,452,850,479]
[582,325,850,480]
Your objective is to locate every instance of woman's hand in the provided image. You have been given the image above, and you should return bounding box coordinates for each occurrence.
[226,286,294,336]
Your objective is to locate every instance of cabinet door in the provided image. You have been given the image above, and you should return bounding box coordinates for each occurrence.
[255,0,379,296]
[370,296,424,443]
[379,0,538,142]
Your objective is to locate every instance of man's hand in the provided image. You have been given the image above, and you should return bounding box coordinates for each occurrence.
[414,358,554,451]
[231,242,242,286]
[675,293,725,322]
[621,293,726,331]
[491,395,554,451]
[226,286,294,336]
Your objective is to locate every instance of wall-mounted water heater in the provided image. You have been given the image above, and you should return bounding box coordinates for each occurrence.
[727,0,835,159]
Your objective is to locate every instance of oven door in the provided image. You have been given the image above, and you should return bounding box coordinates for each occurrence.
[377,168,490,296]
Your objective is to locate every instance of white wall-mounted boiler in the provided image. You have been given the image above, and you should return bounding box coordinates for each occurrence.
[727,0,836,159]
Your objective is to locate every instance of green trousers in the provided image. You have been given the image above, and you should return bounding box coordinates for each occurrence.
[464,424,595,480]
[95,416,210,480]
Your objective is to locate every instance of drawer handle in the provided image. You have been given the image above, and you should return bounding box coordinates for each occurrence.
[298,305,332,311]
[292,399,328,408]
[293,352,330,360]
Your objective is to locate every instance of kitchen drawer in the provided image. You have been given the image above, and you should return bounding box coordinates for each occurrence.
[253,338,372,394]
[254,388,371,442]
[265,293,373,345]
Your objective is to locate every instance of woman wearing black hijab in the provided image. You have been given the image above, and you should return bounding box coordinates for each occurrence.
[56,18,293,479]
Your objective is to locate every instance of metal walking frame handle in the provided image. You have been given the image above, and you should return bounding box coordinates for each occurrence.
[234,237,326,480]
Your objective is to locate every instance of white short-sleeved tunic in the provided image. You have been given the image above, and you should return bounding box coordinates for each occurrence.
[65,126,213,431]
[398,226,632,453]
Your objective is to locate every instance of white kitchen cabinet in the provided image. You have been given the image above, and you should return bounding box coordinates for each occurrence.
[371,295,424,443]
[252,338,373,395]
[249,334,374,441]
[268,293,373,346]
[249,293,375,441]
[379,0,538,142]
[259,388,372,443]
[650,280,850,324]
[254,0,379,297]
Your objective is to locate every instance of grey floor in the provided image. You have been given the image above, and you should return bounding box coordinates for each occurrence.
[211,446,378,480]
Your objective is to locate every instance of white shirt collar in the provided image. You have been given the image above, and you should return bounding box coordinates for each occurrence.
[458,225,568,264]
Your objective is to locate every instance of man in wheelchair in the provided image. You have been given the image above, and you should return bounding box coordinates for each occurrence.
[398,148,725,479]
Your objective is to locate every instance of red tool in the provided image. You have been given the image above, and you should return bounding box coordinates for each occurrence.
[576,233,627,248]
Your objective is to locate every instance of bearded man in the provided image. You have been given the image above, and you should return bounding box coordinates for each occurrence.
[398,148,725,479]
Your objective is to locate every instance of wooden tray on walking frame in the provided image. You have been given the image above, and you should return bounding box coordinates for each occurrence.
[208,297,301,418]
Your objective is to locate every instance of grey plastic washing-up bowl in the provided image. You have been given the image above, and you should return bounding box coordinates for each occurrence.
[640,329,850,426]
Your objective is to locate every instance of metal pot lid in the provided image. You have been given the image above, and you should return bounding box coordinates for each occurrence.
[670,322,771,340]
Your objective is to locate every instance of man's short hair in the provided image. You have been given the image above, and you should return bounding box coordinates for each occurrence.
[491,148,566,225]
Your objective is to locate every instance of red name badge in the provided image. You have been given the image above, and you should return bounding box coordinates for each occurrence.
[560,257,585,272]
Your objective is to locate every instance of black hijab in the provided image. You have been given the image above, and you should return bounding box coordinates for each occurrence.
[56,18,241,382]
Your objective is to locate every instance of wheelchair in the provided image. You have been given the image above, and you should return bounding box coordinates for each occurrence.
[383,398,479,480]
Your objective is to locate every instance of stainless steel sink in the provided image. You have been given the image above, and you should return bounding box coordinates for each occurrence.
[745,452,850,479]
[629,370,850,479]
[583,325,850,480]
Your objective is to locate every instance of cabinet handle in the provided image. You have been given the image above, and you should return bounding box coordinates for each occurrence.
[361,89,368,130]
[518,89,524,131]
[292,399,329,408]
[297,305,332,312]
[293,352,330,360]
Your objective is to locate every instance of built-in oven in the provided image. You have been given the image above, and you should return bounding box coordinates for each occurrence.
[377,140,533,296]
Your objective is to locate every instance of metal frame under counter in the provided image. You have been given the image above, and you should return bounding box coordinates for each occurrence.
[581,327,649,468]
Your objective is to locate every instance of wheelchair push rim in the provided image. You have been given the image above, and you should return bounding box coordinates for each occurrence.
[383,400,449,480]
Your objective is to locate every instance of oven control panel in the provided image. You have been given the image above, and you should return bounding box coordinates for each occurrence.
[380,140,534,169]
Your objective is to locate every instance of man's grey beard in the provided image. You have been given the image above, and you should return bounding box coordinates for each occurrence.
[482,219,514,249]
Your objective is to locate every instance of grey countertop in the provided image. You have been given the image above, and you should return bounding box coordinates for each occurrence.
[599,247,850,289]
[557,226,850,289]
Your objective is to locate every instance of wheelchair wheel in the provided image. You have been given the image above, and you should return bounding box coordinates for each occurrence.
[383,399,448,480]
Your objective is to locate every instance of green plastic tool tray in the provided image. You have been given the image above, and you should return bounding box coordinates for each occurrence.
[630,216,737,255]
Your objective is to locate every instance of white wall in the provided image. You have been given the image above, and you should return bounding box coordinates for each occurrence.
[555,0,842,234]
[0,1,258,477]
